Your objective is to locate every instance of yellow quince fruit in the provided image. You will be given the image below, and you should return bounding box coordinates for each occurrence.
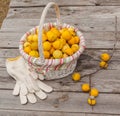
[27,35,33,43]
[53,50,63,59]
[31,42,38,50]
[61,30,72,41]
[99,61,108,68]
[90,88,99,97]
[24,46,31,54]
[32,34,38,42]
[43,51,50,59]
[46,31,57,42]
[29,50,39,58]
[52,40,63,50]
[62,44,70,53]
[81,83,90,92]
[72,72,81,81]
[43,41,51,51]
[100,53,110,62]
[51,27,61,37]
[71,44,79,53]
[65,48,74,56]
[88,97,96,106]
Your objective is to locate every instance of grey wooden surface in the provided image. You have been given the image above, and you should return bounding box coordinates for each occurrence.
[0,0,120,115]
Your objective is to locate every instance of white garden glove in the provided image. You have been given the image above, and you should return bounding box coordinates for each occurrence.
[6,56,53,105]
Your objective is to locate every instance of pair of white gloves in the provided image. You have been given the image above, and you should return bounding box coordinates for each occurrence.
[6,56,53,105]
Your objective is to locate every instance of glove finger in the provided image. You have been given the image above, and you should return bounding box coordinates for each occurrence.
[35,90,47,100]
[38,74,44,80]
[20,93,27,105]
[27,93,37,104]
[13,82,20,96]
[20,83,28,95]
[25,75,39,92]
[24,79,35,93]
[37,81,53,93]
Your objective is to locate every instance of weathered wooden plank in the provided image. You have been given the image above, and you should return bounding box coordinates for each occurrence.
[0,90,92,112]
[10,0,120,7]
[0,31,119,49]
[116,17,120,31]
[10,0,95,7]
[0,109,86,116]
[6,6,120,19]
[92,94,120,114]
[1,17,115,32]
[91,69,120,93]
[0,90,120,114]
[96,0,120,6]
[0,110,118,116]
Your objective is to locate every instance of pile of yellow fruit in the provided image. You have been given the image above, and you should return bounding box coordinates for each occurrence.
[23,27,80,59]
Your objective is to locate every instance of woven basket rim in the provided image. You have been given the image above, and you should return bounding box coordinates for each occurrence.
[19,22,86,66]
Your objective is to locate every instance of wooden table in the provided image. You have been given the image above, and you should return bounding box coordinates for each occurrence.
[0,0,120,115]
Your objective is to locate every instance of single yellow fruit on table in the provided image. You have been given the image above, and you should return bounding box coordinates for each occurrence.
[99,61,108,68]
[71,44,79,53]
[43,51,50,59]
[32,34,38,42]
[65,48,74,56]
[61,30,72,41]
[53,50,63,59]
[52,40,63,50]
[72,73,81,81]
[24,46,31,54]
[27,35,33,43]
[29,50,39,58]
[90,88,99,97]
[31,42,38,50]
[100,53,110,62]
[81,83,90,92]
[43,41,51,51]
[88,97,96,106]
[47,31,57,42]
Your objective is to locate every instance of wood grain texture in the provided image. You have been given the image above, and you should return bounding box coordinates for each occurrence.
[92,94,120,114]
[0,109,86,116]
[0,109,118,116]
[0,90,92,112]
[10,0,95,7]
[10,0,120,7]
[6,6,120,19]
[1,17,115,32]
[0,90,120,114]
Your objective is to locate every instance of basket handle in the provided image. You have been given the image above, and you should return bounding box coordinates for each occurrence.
[37,2,61,64]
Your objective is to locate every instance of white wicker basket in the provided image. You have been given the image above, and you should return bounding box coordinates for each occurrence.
[19,2,86,80]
